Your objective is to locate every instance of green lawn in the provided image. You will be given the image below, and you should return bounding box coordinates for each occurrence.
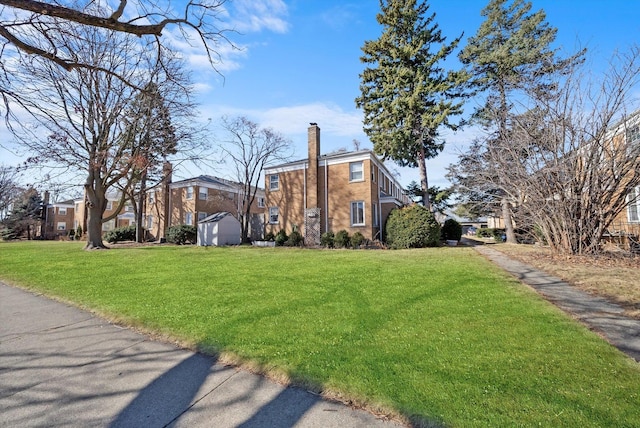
[1,241,638,427]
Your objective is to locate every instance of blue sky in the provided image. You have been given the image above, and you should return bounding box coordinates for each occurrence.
[2,0,640,194]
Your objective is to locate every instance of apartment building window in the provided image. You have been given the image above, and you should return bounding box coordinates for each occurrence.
[269,207,279,224]
[258,197,265,208]
[186,186,194,200]
[106,201,113,210]
[351,201,365,226]
[125,204,133,212]
[349,161,364,182]
[147,215,154,230]
[628,187,640,222]
[57,222,66,230]
[269,174,279,191]
[198,212,207,222]
[199,188,208,200]
[149,191,155,203]
[58,207,67,215]
[185,212,193,225]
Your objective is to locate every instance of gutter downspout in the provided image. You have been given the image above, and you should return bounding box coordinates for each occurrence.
[324,159,328,233]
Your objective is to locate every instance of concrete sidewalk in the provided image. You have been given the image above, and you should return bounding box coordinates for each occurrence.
[473,244,640,362]
[0,283,404,428]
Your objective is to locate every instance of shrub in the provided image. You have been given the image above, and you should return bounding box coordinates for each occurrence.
[286,230,304,247]
[334,230,351,248]
[350,231,365,248]
[265,232,275,241]
[274,229,288,246]
[320,231,335,248]
[166,224,196,245]
[385,205,440,249]
[476,228,504,240]
[442,219,463,242]
[103,225,137,243]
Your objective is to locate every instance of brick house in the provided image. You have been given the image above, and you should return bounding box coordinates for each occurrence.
[71,171,265,242]
[145,172,266,241]
[41,197,75,239]
[264,124,409,244]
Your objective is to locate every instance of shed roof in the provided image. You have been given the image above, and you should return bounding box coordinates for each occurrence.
[199,212,235,223]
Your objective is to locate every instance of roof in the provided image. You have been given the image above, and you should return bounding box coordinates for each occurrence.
[198,212,236,223]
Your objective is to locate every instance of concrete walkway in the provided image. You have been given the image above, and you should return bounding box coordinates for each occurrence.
[0,283,405,428]
[472,243,640,362]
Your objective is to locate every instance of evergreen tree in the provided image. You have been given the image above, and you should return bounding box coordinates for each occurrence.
[458,0,584,243]
[356,0,468,211]
[2,188,43,240]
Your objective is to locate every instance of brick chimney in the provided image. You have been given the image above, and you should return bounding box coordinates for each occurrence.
[307,123,320,208]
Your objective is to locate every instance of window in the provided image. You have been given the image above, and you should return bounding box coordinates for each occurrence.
[58,207,67,215]
[186,186,194,200]
[199,187,208,200]
[257,197,265,208]
[269,207,279,224]
[147,215,154,230]
[106,201,113,210]
[102,219,115,231]
[149,191,155,203]
[125,204,133,212]
[57,222,66,230]
[198,212,207,221]
[628,187,640,223]
[349,161,364,182]
[351,201,365,226]
[185,212,193,225]
[269,174,279,191]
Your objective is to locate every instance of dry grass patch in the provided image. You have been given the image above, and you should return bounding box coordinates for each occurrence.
[493,243,640,319]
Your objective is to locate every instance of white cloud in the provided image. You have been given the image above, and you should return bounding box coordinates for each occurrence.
[228,0,290,34]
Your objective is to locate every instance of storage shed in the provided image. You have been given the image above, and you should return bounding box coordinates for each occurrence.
[197,212,241,246]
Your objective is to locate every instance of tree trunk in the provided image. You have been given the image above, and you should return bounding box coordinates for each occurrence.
[502,198,517,244]
[84,173,108,250]
[136,171,147,243]
[418,148,431,211]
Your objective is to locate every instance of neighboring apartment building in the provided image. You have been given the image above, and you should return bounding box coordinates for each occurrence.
[71,169,265,242]
[145,173,265,241]
[264,123,409,245]
[40,196,75,239]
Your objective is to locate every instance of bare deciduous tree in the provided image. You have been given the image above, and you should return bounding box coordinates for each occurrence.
[220,116,292,243]
[453,46,640,255]
[2,21,198,249]
[0,0,232,75]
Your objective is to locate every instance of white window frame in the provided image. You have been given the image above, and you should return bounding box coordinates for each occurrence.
[269,174,279,191]
[349,161,364,182]
[106,201,113,210]
[125,204,133,212]
[198,212,207,222]
[269,207,279,224]
[373,203,379,227]
[57,222,66,230]
[258,197,265,208]
[351,201,365,226]
[149,191,155,203]
[185,212,193,226]
[186,186,194,200]
[628,187,640,223]
[199,187,208,200]
[58,207,67,215]
[147,215,154,230]
[102,219,115,232]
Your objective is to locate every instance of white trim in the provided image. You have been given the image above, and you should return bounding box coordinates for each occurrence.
[350,201,365,226]
[264,161,307,174]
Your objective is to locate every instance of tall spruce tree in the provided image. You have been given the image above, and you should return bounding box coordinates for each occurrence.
[458,0,584,243]
[356,0,467,210]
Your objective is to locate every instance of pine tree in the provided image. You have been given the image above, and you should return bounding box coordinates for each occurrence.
[356,0,467,211]
[458,0,584,243]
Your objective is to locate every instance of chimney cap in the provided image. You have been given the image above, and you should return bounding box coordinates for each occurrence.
[309,122,317,126]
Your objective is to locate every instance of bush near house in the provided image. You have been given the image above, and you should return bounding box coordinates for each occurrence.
[286,230,304,247]
[385,204,440,249]
[166,224,196,245]
[320,231,334,248]
[104,225,137,243]
[442,219,463,242]
[351,231,365,248]
[334,230,351,248]
[274,229,288,246]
